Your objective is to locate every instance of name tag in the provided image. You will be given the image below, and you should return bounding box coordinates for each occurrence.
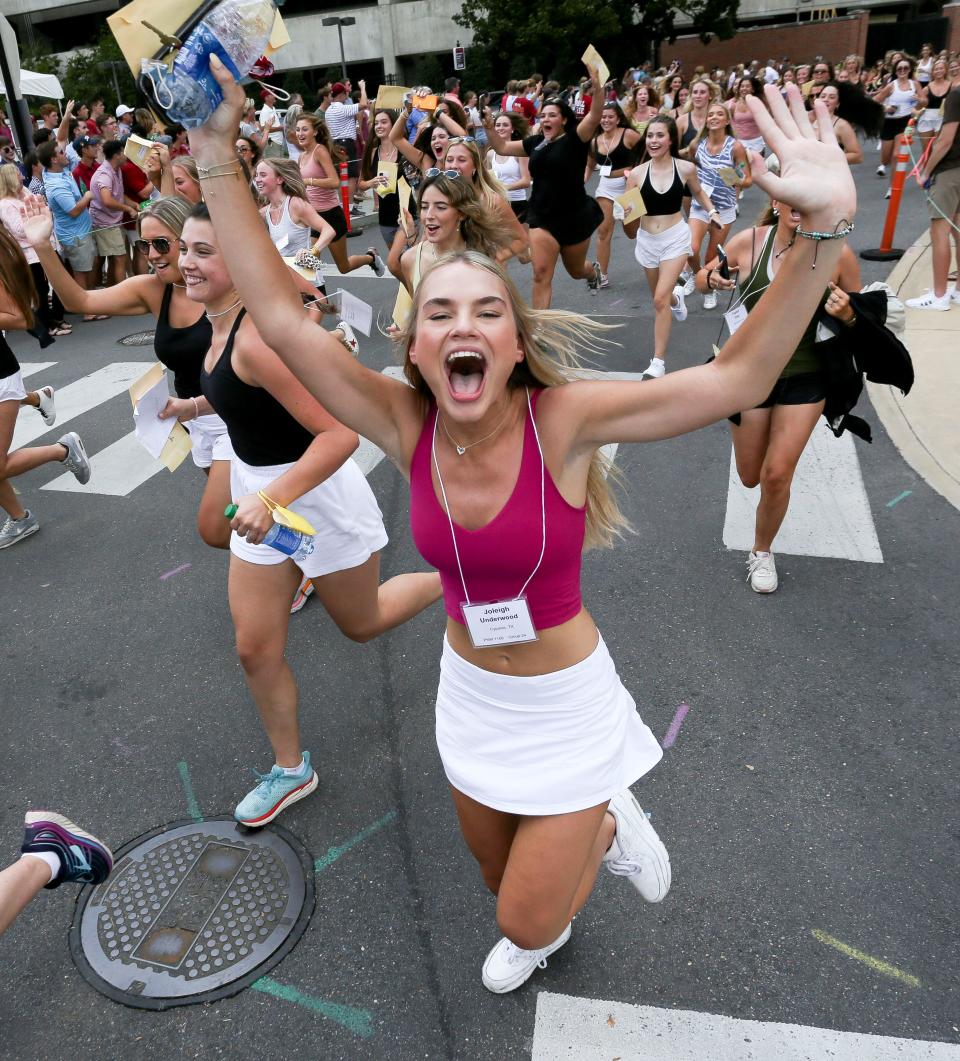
[724,304,748,334]
[599,164,612,178]
[461,598,538,649]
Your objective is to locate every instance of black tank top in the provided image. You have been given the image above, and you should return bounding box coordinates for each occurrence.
[200,308,314,466]
[641,159,687,216]
[592,130,634,170]
[926,84,949,107]
[680,114,703,149]
[0,330,19,379]
[155,284,212,399]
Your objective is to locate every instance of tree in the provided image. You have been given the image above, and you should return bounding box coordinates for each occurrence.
[60,27,138,110]
[455,0,739,85]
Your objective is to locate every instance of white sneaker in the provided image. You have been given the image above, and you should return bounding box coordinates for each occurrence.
[290,576,314,615]
[35,385,56,426]
[949,284,960,305]
[481,923,571,994]
[671,286,688,322]
[703,290,718,310]
[905,289,951,311]
[603,788,671,902]
[885,188,892,200]
[641,357,665,380]
[334,320,360,356]
[746,551,778,593]
[876,164,886,177]
[678,269,696,296]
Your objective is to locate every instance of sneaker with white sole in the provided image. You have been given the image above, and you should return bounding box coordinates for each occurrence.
[603,788,671,902]
[678,269,696,296]
[885,188,892,199]
[599,272,610,289]
[876,164,886,177]
[367,248,386,277]
[671,286,688,322]
[950,284,960,305]
[481,923,572,994]
[746,551,778,593]
[905,289,951,311]
[57,432,91,484]
[0,509,39,549]
[235,751,318,827]
[586,261,602,295]
[703,290,718,310]
[21,810,113,890]
[290,576,314,614]
[334,320,360,357]
[36,385,56,426]
[641,357,665,380]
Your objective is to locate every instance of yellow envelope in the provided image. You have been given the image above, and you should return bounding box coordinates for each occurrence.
[397,177,413,235]
[615,187,647,221]
[377,160,398,196]
[412,94,438,112]
[159,421,192,471]
[108,0,289,80]
[717,165,741,188]
[375,85,410,111]
[257,490,317,535]
[393,284,413,330]
[581,44,610,89]
[124,133,155,171]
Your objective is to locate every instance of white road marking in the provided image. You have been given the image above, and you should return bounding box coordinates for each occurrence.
[317,263,389,280]
[42,431,164,496]
[19,361,57,379]
[533,993,960,1060]
[12,362,152,450]
[722,423,883,563]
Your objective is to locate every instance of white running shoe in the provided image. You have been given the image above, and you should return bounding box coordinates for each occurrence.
[367,248,386,277]
[876,164,886,177]
[290,576,314,615]
[603,788,671,902]
[334,320,360,356]
[481,923,571,994]
[35,385,56,426]
[641,357,665,380]
[950,284,960,305]
[678,269,696,296]
[746,551,778,593]
[57,432,91,484]
[671,286,688,322]
[703,290,718,310]
[905,289,951,311]
[885,188,892,199]
[599,272,610,289]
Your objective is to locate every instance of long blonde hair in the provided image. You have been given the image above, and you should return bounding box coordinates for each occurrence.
[397,251,631,549]
[258,157,308,200]
[417,174,514,261]
[445,136,508,209]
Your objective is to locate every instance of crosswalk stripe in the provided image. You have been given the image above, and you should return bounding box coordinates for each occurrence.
[42,431,164,496]
[12,361,152,451]
[318,263,390,280]
[533,993,960,1060]
[722,423,883,563]
[19,361,57,379]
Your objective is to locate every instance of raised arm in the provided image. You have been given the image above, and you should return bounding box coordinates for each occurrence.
[481,113,526,157]
[389,106,430,169]
[577,68,605,142]
[434,104,468,138]
[55,100,74,147]
[188,56,425,466]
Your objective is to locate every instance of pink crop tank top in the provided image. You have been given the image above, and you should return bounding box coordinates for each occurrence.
[300,147,339,213]
[409,388,586,630]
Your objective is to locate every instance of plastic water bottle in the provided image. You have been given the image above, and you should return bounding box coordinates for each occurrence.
[224,504,316,562]
[144,0,277,129]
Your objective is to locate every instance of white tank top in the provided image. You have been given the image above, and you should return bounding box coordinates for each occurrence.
[266,196,311,255]
[489,152,526,201]
[886,80,919,118]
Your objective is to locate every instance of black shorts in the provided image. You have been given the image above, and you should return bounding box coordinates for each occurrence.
[312,205,348,243]
[881,114,910,142]
[333,138,360,179]
[756,371,827,409]
[527,197,602,247]
[509,200,528,223]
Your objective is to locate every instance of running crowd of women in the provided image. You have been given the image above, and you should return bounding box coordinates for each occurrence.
[0,41,923,992]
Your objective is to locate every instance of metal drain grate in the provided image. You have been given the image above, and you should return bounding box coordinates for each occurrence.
[70,817,314,1009]
[118,330,156,346]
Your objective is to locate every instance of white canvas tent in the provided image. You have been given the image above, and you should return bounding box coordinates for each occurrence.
[0,68,63,99]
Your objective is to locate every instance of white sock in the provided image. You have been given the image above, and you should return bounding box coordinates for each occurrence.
[21,851,60,883]
[753,550,771,558]
[280,758,306,777]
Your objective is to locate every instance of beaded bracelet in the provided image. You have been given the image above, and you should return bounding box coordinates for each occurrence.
[795,220,855,241]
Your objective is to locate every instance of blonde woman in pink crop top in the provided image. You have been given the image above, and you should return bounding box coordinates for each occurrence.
[295,112,386,278]
[727,77,767,155]
[191,64,856,996]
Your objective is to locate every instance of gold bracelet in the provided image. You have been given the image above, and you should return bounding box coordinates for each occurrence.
[197,161,243,179]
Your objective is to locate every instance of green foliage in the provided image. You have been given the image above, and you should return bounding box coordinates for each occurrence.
[404,53,447,93]
[60,27,138,109]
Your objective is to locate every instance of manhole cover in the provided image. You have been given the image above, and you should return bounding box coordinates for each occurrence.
[118,330,156,346]
[70,817,314,1010]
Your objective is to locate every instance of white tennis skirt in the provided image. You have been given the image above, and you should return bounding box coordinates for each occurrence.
[436,634,663,815]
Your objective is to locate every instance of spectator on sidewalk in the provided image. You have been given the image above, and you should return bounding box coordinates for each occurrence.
[37,103,59,132]
[95,112,120,141]
[116,105,134,140]
[90,140,137,287]
[326,79,369,214]
[84,98,104,137]
[258,88,285,157]
[71,135,100,193]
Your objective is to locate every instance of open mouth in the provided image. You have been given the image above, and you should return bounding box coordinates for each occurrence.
[445,350,486,400]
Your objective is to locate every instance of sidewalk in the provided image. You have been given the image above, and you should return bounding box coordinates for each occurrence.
[868,233,960,511]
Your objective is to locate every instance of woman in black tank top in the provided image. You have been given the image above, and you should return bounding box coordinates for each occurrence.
[181,205,440,826]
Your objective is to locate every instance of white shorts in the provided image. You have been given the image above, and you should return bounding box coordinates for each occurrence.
[436,634,663,815]
[186,413,232,469]
[229,454,388,578]
[917,110,943,134]
[0,369,27,404]
[634,219,692,269]
[740,136,765,156]
[689,201,737,226]
[596,174,627,201]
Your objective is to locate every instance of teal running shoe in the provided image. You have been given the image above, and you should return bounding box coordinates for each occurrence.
[235,751,318,827]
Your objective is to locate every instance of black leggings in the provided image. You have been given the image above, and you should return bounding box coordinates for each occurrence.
[29,260,66,329]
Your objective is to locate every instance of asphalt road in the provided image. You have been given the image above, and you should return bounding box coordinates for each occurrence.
[1,155,957,1061]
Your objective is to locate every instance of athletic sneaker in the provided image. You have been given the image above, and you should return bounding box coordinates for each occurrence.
[905,289,951,311]
[481,923,572,994]
[335,320,360,357]
[57,432,91,484]
[876,164,886,177]
[586,261,602,295]
[671,286,688,322]
[950,284,960,305]
[678,269,696,296]
[235,751,318,827]
[703,290,718,310]
[599,272,610,289]
[21,810,113,890]
[36,385,56,426]
[641,357,666,380]
[885,188,892,200]
[603,788,671,902]
[746,551,778,593]
[290,576,314,614]
[367,248,386,277]
[0,509,39,549]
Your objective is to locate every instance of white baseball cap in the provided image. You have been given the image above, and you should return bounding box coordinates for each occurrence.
[115,104,134,118]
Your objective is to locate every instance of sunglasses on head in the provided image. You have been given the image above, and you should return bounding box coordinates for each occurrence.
[135,236,172,255]
[424,168,460,179]
[447,136,477,145]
